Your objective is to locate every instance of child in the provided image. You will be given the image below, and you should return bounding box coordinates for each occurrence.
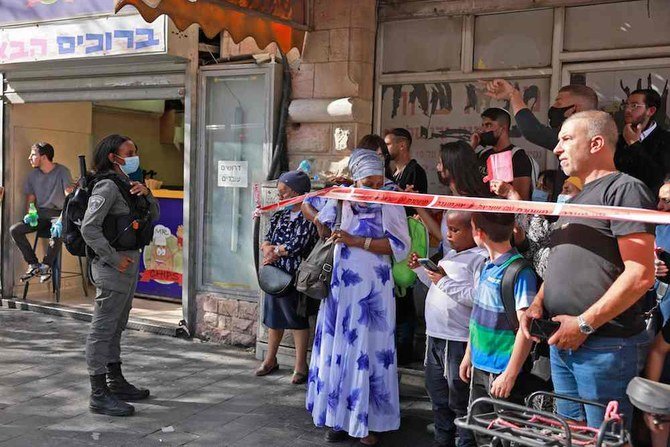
[409,211,486,447]
[459,212,537,443]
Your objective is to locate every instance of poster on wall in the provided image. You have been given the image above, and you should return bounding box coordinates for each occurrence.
[0,13,166,64]
[136,196,183,301]
[575,68,670,130]
[380,78,552,193]
[217,160,248,187]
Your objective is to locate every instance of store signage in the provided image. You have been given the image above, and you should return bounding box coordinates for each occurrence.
[0,14,166,64]
[0,0,113,27]
[217,161,248,188]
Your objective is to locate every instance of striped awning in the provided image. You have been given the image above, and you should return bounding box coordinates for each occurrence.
[114,0,308,53]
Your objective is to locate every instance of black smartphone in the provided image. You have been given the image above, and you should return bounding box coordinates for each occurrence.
[417,258,440,272]
[657,249,670,283]
[530,318,561,340]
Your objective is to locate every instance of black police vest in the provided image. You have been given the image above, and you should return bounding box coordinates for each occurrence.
[94,174,153,251]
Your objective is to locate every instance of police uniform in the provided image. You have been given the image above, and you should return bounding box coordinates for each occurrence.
[81,171,159,416]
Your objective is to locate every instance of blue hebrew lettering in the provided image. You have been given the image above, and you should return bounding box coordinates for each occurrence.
[135,28,159,49]
[85,33,103,54]
[105,32,112,51]
[57,36,76,54]
[113,30,134,49]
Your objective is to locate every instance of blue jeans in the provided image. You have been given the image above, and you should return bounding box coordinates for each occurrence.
[550,330,650,429]
[424,337,475,447]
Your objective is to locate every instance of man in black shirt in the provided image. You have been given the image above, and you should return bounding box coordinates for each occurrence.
[615,88,670,194]
[384,128,428,197]
[485,80,598,201]
[520,111,656,430]
[384,128,428,365]
[471,107,535,200]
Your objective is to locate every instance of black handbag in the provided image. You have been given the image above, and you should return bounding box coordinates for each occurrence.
[258,264,293,295]
[296,201,342,300]
[257,216,294,295]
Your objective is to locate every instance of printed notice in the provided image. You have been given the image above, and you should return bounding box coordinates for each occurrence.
[218,161,248,187]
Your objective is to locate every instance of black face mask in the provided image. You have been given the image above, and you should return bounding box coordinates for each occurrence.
[479,130,498,147]
[548,105,575,128]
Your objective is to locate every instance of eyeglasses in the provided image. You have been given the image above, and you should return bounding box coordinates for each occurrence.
[624,103,646,111]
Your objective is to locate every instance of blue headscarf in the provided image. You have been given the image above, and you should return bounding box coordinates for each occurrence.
[278,170,311,195]
[349,149,384,181]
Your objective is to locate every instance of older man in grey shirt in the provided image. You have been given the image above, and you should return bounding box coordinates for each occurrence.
[10,142,73,282]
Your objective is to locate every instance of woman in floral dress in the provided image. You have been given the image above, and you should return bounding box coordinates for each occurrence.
[305,150,410,445]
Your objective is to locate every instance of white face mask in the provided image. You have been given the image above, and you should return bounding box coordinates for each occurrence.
[556,194,572,204]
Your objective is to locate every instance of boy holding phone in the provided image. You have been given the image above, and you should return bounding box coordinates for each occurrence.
[459,212,537,443]
[409,211,486,447]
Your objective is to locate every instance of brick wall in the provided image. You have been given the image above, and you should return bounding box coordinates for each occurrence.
[195,293,259,346]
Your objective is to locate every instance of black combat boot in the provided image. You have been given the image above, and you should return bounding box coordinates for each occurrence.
[89,374,135,416]
[107,362,150,401]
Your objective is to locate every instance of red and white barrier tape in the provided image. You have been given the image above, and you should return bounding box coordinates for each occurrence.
[256,186,670,225]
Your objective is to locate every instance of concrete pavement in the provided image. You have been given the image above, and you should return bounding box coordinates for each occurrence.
[0,308,433,446]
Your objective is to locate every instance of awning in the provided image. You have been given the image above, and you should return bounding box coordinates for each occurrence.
[114,0,308,53]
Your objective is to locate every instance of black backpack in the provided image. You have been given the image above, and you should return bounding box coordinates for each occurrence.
[62,172,152,257]
[499,254,553,390]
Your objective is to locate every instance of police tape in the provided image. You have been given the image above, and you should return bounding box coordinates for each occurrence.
[256,186,670,225]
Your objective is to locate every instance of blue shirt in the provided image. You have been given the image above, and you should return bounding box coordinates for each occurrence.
[469,249,537,374]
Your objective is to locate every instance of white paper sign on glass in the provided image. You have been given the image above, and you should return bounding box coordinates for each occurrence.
[217,161,248,188]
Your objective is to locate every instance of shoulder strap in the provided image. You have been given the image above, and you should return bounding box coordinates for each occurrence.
[334,200,343,230]
[499,254,530,332]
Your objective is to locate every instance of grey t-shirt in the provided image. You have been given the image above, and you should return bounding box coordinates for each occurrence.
[24,164,73,211]
[543,172,655,337]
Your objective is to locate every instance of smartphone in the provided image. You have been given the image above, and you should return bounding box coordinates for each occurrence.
[417,258,440,272]
[530,318,561,340]
[656,248,670,283]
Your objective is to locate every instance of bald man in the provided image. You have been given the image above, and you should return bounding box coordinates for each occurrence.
[520,111,656,430]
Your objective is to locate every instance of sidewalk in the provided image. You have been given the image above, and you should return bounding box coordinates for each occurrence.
[0,308,433,446]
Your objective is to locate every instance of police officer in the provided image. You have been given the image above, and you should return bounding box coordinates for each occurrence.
[81,134,159,416]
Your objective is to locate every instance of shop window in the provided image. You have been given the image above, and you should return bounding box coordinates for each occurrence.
[473,9,553,70]
[381,17,462,74]
[573,66,670,130]
[200,73,268,293]
[379,77,551,193]
[564,1,670,52]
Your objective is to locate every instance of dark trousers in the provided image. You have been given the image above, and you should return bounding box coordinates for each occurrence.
[10,210,61,267]
[425,337,475,447]
[396,286,416,365]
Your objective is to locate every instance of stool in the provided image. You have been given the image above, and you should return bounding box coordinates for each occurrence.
[22,229,89,302]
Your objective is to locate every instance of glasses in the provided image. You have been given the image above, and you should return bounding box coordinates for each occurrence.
[624,103,646,111]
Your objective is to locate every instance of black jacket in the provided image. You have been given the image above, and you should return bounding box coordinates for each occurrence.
[514,108,565,200]
[615,124,670,194]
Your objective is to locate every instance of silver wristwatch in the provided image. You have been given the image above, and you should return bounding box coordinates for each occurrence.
[577,315,595,335]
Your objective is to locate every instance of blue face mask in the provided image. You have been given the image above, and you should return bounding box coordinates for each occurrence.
[532,189,550,202]
[556,194,572,204]
[116,155,140,176]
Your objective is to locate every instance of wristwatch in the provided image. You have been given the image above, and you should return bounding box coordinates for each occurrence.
[577,315,595,335]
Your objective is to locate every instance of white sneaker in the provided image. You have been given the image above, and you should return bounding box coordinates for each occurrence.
[38,264,52,283]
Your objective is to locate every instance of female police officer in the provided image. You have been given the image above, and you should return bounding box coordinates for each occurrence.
[81,134,159,416]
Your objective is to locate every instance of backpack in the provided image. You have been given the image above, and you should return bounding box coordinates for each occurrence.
[62,173,153,257]
[392,216,429,297]
[499,254,552,389]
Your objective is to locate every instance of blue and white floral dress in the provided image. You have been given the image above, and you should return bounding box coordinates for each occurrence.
[305,197,410,438]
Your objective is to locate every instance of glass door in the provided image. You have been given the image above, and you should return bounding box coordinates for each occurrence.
[197,66,277,295]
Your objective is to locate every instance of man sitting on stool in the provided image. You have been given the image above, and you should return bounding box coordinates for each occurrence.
[10,142,73,283]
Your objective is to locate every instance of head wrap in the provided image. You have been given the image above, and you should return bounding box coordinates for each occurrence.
[565,176,583,191]
[348,149,384,181]
[278,170,311,195]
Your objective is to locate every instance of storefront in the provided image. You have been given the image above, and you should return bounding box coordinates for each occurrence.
[0,2,197,332]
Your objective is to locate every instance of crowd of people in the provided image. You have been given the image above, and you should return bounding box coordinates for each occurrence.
[258,80,670,446]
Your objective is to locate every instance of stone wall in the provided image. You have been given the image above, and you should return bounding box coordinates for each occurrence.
[194,0,378,347]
